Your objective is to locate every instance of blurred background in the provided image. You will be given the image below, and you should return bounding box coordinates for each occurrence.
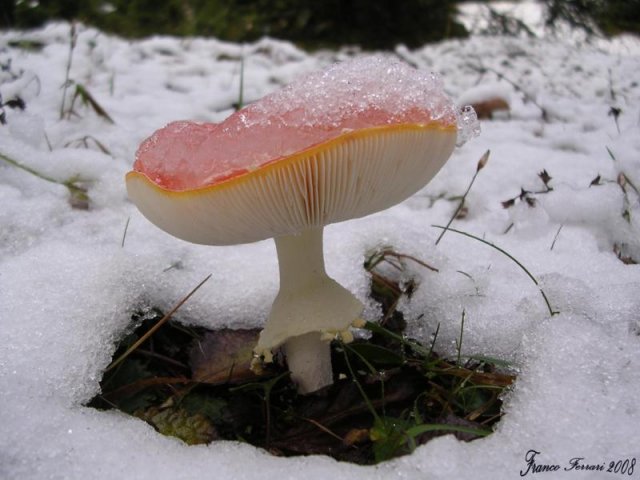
[1,0,639,49]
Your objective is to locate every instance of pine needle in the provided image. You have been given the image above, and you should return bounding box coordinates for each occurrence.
[106,274,212,372]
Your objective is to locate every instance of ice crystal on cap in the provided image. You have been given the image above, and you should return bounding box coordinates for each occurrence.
[134,55,476,191]
[244,55,457,129]
[456,105,480,146]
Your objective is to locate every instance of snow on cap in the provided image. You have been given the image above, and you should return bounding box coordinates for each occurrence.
[126,55,473,245]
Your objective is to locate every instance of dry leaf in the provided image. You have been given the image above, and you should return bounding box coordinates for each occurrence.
[343,428,370,446]
[471,98,509,119]
[190,329,262,385]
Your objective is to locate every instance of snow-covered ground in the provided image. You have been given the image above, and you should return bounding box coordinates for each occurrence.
[1,22,639,480]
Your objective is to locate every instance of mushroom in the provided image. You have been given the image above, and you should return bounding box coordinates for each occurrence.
[126,56,475,394]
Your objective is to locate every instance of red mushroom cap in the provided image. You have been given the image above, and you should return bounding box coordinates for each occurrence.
[126,56,461,245]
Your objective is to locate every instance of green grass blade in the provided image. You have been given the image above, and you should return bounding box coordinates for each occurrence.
[431,225,558,317]
[341,345,381,423]
[406,423,491,439]
[0,150,60,184]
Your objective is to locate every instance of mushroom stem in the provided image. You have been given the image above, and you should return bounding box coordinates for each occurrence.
[283,332,332,394]
[275,227,328,292]
[255,227,364,393]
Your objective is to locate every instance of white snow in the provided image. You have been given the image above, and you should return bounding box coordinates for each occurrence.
[1,21,640,480]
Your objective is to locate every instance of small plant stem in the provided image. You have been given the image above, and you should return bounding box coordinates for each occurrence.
[131,349,188,369]
[1,150,88,207]
[341,345,381,424]
[260,373,292,448]
[622,173,640,197]
[606,145,616,162]
[302,417,344,443]
[105,274,212,372]
[60,22,77,120]
[237,56,245,111]
[406,423,490,439]
[71,84,115,124]
[608,68,617,102]
[436,150,489,245]
[344,342,387,416]
[364,321,430,358]
[263,378,274,447]
[619,172,640,199]
[103,376,191,401]
[228,371,289,448]
[0,150,60,184]
[432,225,558,317]
[426,322,440,359]
[0,153,86,201]
[121,217,131,248]
[44,131,53,152]
[380,296,400,325]
[384,250,439,272]
[456,310,465,366]
[550,224,563,251]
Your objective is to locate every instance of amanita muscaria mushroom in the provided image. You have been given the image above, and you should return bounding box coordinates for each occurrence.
[126,56,478,394]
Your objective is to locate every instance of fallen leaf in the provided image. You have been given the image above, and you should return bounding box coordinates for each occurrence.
[136,406,217,445]
[471,97,509,119]
[190,328,262,385]
[343,428,370,446]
